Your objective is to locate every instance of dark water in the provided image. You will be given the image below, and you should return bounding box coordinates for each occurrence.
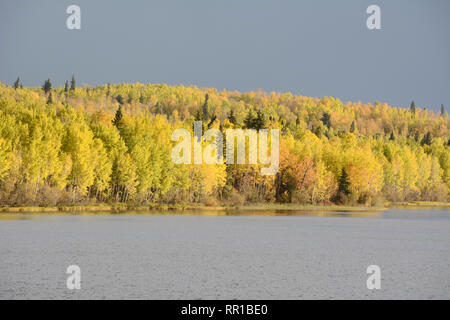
[0,208,449,299]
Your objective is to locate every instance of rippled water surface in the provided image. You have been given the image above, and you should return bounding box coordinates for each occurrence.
[0,208,449,299]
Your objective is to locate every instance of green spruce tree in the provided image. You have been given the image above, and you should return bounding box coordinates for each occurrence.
[207,113,217,129]
[228,110,237,125]
[337,167,351,203]
[46,92,53,105]
[350,120,356,133]
[244,110,255,129]
[202,94,209,121]
[254,110,266,130]
[194,108,204,121]
[389,131,396,141]
[421,131,433,146]
[13,77,21,90]
[410,100,416,114]
[321,112,331,129]
[70,74,76,91]
[112,105,123,128]
[43,78,52,94]
[116,94,124,105]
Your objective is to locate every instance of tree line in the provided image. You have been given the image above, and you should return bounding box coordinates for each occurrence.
[0,79,448,207]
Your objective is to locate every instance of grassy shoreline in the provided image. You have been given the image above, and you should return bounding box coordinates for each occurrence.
[0,201,448,214]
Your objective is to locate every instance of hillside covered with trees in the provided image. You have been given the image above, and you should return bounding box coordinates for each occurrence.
[0,79,449,207]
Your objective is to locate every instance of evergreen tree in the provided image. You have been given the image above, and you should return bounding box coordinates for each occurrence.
[254,110,266,130]
[321,112,331,129]
[350,120,356,133]
[43,78,52,94]
[194,108,204,121]
[410,100,416,114]
[421,131,433,146]
[207,114,217,129]
[202,94,209,121]
[112,105,123,128]
[228,110,237,125]
[441,104,446,117]
[46,92,53,105]
[70,74,76,90]
[116,94,124,105]
[244,110,255,129]
[13,77,21,90]
[64,80,69,93]
[389,131,396,141]
[337,167,351,201]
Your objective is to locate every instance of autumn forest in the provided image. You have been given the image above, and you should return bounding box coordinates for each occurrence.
[0,78,449,208]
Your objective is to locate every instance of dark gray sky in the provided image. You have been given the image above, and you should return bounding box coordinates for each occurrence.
[1,0,449,111]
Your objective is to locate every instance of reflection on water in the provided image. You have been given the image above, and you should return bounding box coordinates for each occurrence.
[223,209,382,218]
[0,214,33,221]
[0,207,448,221]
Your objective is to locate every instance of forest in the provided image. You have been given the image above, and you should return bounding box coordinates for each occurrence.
[0,77,449,207]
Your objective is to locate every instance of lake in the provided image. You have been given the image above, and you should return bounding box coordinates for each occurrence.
[0,208,449,299]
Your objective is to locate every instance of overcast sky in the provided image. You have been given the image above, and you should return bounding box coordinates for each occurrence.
[1,0,449,111]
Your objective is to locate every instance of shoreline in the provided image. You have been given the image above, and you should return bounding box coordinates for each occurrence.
[0,201,448,214]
